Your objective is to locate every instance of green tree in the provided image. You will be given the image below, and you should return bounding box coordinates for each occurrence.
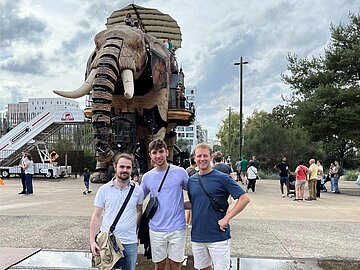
[243,110,318,170]
[176,137,192,152]
[216,112,240,160]
[282,12,360,162]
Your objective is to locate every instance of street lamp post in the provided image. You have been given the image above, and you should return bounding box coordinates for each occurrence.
[227,106,232,158]
[234,57,248,160]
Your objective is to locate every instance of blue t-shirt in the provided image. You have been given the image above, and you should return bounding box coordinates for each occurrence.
[141,165,188,232]
[188,169,245,243]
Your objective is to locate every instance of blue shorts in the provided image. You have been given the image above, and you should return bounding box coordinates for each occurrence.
[280,176,289,184]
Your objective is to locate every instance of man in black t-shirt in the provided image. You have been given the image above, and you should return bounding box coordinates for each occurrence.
[274,157,291,198]
[212,151,232,174]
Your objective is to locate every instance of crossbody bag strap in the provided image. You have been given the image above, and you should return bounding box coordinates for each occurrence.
[197,174,212,199]
[110,183,135,233]
[157,165,170,193]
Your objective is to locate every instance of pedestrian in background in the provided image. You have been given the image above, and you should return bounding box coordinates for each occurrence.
[20,153,34,196]
[294,160,309,201]
[246,160,260,192]
[306,159,318,200]
[274,156,291,198]
[18,152,27,194]
[83,168,92,195]
[316,160,324,197]
[212,151,232,174]
[333,160,341,194]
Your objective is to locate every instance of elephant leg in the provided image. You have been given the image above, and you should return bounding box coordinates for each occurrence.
[91,38,122,183]
[164,133,176,163]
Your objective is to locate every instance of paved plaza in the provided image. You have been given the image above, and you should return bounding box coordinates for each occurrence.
[0,176,359,269]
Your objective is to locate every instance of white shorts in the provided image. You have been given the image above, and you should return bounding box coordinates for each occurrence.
[149,229,186,263]
[192,239,231,270]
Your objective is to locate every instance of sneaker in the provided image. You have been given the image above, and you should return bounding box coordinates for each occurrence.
[87,190,92,194]
[282,194,285,198]
[18,191,26,194]
[305,198,313,201]
[83,191,87,195]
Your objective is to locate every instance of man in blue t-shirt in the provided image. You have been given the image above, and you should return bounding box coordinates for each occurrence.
[187,143,250,270]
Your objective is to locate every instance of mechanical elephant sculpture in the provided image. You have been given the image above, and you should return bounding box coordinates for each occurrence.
[54,25,181,182]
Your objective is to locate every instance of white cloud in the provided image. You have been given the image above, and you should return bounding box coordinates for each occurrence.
[0,0,358,139]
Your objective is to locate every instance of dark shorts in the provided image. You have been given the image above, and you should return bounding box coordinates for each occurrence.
[280,176,289,184]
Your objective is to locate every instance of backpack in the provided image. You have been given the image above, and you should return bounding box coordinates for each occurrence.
[338,167,344,176]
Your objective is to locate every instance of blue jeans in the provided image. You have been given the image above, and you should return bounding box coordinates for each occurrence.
[330,177,335,191]
[333,176,339,192]
[25,174,33,194]
[113,243,138,270]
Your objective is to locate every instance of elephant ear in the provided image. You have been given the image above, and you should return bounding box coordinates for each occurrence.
[146,37,171,92]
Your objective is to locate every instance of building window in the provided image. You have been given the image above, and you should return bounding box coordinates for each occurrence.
[185,127,193,131]
[186,133,194,138]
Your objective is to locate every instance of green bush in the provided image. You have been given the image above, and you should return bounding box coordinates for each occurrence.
[259,171,279,180]
[84,149,96,171]
[343,170,359,181]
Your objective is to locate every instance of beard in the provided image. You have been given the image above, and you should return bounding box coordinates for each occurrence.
[117,172,130,181]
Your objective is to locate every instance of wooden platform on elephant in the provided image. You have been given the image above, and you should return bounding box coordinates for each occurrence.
[167,109,194,125]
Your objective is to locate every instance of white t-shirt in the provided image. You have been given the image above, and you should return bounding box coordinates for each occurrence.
[24,159,34,175]
[247,166,258,180]
[94,180,144,244]
[317,165,324,180]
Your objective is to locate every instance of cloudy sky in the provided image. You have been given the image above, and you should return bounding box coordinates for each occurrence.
[1,0,358,139]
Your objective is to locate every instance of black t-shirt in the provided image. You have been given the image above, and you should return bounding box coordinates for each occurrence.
[213,163,232,174]
[276,162,289,177]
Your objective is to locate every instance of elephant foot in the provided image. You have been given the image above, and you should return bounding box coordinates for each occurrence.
[90,172,110,183]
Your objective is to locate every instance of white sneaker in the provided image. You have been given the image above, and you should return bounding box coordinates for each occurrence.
[282,194,285,198]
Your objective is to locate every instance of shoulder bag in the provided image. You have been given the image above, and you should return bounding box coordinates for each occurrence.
[92,183,135,270]
[197,174,229,214]
[145,166,170,219]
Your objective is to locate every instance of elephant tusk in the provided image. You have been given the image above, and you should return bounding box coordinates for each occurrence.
[121,69,134,99]
[53,70,96,98]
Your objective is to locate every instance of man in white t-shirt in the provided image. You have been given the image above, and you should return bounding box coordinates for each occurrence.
[90,153,144,270]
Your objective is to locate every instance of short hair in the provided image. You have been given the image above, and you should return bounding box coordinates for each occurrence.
[213,151,223,162]
[194,143,212,155]
[113,153,134,167]
[298,160,304,165]
[148,139,167,152]
[26,153,33,161]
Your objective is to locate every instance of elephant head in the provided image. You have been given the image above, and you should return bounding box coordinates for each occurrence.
[54,25,174,182]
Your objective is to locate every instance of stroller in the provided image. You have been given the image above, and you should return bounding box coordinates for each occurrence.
[288,174,296,197]
[319,174,330,192]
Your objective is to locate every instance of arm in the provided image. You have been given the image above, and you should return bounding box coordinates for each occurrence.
[89,207,103,256]
[136,204,142,228]
[274,164,279,172]
[184,201,192,210]
[218,193,250,231]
